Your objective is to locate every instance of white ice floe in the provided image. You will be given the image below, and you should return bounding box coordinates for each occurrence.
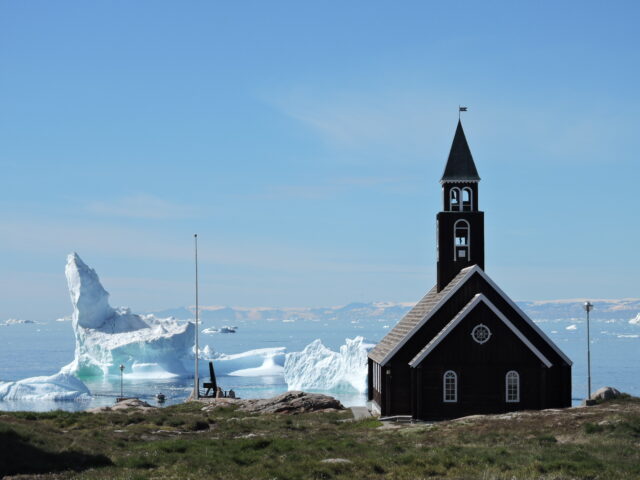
[0,372,90,401]
[61,253,195,378]
[202,325,237,334]
[566,324,578,331]
[629,313,640,325]
[284,337,371,393]
[2,318,35,326]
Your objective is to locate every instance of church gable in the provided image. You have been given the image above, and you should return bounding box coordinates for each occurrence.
[409,294,552,368]
[472,270,572,367]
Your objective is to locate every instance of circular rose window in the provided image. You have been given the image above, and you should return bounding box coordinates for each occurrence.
[471,324,491,344]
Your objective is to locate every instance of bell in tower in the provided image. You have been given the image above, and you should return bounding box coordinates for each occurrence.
[437,121,485,291]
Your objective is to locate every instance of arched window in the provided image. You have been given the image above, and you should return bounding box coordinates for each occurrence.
[443,370,457,402]
[462,187,473,211]
[449,188,461,211]
[506,371,520,403]
[453,219,470,261]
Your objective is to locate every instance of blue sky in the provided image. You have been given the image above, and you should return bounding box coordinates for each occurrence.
[1,1,639,320]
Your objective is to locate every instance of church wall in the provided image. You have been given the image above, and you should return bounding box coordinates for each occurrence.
[415,302,546,419]
[386,360,412,415]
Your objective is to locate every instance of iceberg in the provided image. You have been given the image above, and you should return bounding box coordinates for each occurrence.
[61,253,195,378]
[201,325,238,335]
[284,337,371,393]
[0,372,90,401]
[203,347,286,376]
[2,318,36,326]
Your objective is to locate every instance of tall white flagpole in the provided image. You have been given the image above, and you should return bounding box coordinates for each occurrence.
[194,233,199,399]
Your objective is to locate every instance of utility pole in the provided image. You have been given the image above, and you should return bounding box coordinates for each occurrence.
[194,234,200,399]
[584,301,593,401]
[119,364,124,400]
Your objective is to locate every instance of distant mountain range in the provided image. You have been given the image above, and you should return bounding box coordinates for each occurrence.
[152,299,640,324]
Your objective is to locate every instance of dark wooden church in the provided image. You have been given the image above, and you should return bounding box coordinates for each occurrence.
[367,121,572,420]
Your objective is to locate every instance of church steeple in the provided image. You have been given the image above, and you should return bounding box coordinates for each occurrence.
[441,120,480,183]
[436,121,485,291]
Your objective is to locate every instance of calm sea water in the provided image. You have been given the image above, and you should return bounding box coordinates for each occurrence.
[0,313,638,411]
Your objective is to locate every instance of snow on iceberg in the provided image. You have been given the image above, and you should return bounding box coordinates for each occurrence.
[61,253,195,378]
[284,337,371,393]
[205,347,286,376]
[0,372,90,401]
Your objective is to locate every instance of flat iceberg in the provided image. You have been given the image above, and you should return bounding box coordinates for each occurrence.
[2,318,36,326]
[284,337,371,393]
[61,253,195,378]
[202,325,238,335]
[204,347,286,377]
[0,372,90,401]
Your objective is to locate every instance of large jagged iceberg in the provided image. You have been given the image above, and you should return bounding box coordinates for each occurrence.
[284,337,371,393]
[0,373,90,401]
[61,253,195,378]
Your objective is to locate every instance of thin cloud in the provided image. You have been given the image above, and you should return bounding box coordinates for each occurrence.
[252,176,418,201]
[86,194,197,220]
[269,88,451,157]
[0,216,426,276]
[267,86,637,166]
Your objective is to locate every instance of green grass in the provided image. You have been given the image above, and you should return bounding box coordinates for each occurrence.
[1,397,640,479]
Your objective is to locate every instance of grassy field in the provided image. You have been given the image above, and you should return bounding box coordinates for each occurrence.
[1,397,639,479]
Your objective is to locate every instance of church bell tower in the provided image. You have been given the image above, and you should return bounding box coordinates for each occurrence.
[437,121,485,291]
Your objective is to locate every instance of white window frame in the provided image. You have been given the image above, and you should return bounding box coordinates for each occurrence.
[449,187,461,211]
[373,362,382,392]
[453,219,471,261]
[373,363,376,391]
[462,187,473,211]
[506,370,520,403]
[443,370,457,402]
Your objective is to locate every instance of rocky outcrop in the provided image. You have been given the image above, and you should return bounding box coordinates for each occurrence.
[590,386,622,401]
[197,391,344,414]
[88,397,156,413]
[240,391,344,414]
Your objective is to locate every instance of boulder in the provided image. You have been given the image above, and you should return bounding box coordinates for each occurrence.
[239,391,344,414]
[590,386,622,401]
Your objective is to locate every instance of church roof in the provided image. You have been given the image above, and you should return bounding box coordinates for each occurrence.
[440,120,480,182]
[367,266,474,364]
[368,265,572,367]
